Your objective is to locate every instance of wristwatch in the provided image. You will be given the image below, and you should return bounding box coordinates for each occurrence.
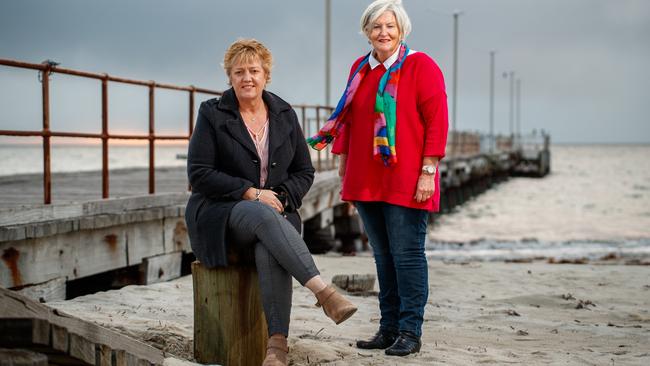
[421,165,437,175]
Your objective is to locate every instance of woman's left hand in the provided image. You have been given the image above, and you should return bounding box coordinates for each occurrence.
[414,173,435,203]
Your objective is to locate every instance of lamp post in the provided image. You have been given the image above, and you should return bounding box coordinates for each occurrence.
[325,0,331,106]
[489,50,496,153]
[508,71,515,137]
[516,78,522,146]
[451,11,463,156]
[502,70,515,149]
[451,11,462,133]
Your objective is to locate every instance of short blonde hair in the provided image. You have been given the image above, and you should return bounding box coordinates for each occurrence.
[223,38,273,84]
[360,0,412,40]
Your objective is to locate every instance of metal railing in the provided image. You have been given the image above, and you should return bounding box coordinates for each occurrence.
[294,109,336,172]
[0,58,335,204]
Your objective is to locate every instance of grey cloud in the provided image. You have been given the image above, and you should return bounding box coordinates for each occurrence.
[1,0,649,143]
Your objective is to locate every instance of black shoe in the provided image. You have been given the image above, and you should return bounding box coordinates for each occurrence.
[385,331,421,356]
[356,330,398,350]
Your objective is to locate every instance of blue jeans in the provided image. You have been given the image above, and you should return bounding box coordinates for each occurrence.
[355,201,429,338]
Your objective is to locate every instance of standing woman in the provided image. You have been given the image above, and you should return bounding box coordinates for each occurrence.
[308,0,448,357]
[186,39,357,366]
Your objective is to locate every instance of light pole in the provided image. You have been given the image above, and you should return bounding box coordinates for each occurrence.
[489,50,496,153]
[516,78,522,145]
[508,71,514,137]
[451,11,462,133]
[325,0,331,106]
[449,10,463,156]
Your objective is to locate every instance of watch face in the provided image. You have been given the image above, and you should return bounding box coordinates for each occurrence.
[423,166,435,174]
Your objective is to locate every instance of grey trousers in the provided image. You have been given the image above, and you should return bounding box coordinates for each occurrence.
[227,200,320,336]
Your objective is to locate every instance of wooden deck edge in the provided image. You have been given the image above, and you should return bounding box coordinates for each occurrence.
[0,286,166,365]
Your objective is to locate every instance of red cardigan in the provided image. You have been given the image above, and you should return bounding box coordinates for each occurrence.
[332,52,448,211]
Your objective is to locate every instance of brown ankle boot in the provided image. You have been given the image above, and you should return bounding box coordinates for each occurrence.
[262,334,288,366]
[315,285,358,324]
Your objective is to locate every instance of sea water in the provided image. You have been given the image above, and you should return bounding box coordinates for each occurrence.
[427,144,650,261]
[0,144,187,176]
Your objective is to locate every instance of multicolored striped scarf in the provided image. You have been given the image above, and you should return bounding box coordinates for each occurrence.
[307,42,410,166]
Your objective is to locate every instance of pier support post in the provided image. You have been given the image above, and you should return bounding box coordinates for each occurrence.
[192,261,267,366]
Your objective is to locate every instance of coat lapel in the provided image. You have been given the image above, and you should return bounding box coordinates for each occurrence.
[224,118,258,158]
[217,88,295,161]
[264,92,294,159]
[218,89,259,158]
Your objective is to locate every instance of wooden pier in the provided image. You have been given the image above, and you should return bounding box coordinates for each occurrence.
[0,137,550,289]
[0,286,167,366]
[0,58,552,364]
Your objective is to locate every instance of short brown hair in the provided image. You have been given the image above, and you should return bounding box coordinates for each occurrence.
[223,38,273,84]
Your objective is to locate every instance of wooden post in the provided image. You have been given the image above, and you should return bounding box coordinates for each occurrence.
[192,261,268,366]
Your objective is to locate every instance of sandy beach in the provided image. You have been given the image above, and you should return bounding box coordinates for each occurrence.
[47,254,650,365]
[43,145,650,365]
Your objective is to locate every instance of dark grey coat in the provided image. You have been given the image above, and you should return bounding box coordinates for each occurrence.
[185,88,315,268]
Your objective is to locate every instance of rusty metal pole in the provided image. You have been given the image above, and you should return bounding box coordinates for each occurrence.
[189,87,195,137]
[315,107,321,171]
[148,83,155,194]
[41,66,52,204]
[101,75,109,199]
[188,87,195,192]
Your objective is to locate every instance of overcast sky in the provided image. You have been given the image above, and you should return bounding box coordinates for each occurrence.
[1,0,649,144]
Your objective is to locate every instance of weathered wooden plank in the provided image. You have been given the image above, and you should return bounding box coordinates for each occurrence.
[163,217,190,254]
[72,228,128,280]
[113,349,127,366]
[51,324,68,353]
[0,192,189,227]
[299,170,342,222]
[192,261,267,366]
[139,251,182,285]
[0,226,129,288]
[0,348,48,366]
[0,318,50,348]
[0,226,27,242]
[332,274,376,293]
[16,277,66,303]
[125,221,165,266]
[0,203,83,227]
[0,287,165,364]
[69,333,95,365]
[96,344,113,366]
[82,193,188,217]
[114,350,143,366]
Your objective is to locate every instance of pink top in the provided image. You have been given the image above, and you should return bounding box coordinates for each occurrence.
[245,119,270,187]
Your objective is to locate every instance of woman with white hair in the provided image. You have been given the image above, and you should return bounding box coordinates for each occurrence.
[309,0,448,356]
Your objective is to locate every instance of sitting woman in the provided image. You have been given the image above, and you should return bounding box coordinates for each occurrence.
[185,38,357,366]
